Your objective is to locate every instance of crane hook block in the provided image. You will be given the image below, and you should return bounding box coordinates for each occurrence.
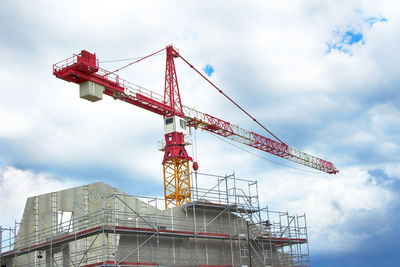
[193,161,199,171]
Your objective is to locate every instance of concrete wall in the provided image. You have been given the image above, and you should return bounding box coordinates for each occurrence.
[13,182,157,267]
[116,206,252,266]
[8,182,285,267]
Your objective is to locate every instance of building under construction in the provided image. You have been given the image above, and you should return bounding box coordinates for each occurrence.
[0,173,310,267]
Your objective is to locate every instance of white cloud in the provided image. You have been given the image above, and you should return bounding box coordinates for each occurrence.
[343,130,376,145]
[0,165,79,227]
[258,166,395,253]
[0,107,34,138]
[369,103,400,133]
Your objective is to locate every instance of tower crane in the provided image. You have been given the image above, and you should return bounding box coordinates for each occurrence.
[53,46,338,209]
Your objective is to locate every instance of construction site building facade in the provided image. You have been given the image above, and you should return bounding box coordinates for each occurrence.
[0,173,310,267]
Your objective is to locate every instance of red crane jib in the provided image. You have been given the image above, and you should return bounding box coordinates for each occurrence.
[187,117,290,159]
[186,113,338,174]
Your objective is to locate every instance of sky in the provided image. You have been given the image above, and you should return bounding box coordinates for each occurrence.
[1,0,399,266]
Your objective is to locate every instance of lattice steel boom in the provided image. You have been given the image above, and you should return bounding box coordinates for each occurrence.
[182,106,338,174]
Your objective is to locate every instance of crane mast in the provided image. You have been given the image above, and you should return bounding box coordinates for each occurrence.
[162,46,193,208]
[53,46,338,209]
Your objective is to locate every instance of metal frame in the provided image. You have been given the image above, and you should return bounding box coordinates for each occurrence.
[1,173,310,267]
[163,150,192,209]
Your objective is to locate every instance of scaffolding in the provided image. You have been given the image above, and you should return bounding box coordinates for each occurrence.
[0,173,310,267]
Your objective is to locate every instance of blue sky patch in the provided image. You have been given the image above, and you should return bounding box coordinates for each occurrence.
[203,64,215,77]
[344,31,364,45]
[326,28,365,55]
[326,13,387,55]
[364,16,387,26]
